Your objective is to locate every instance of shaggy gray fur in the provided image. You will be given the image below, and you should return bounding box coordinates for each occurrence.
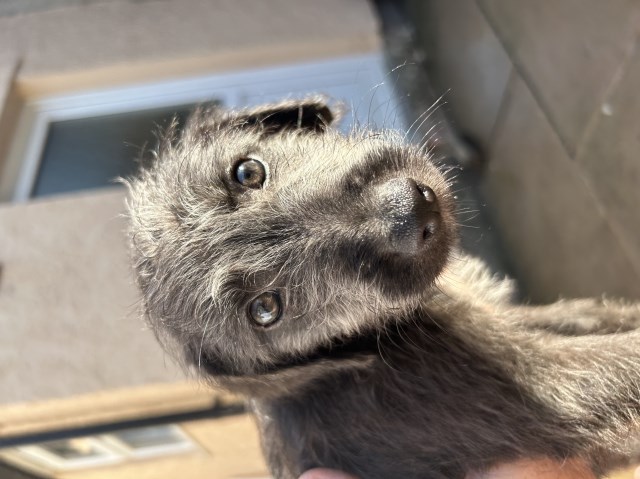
[126,97,640,479]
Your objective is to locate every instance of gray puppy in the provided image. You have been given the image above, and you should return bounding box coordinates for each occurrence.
[126,97,640,479]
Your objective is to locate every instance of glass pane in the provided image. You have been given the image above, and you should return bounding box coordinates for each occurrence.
[32,102,217,198]
[113,425,187,450]
[38,438,108,461]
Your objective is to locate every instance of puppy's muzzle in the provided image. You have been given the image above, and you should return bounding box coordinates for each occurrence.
[376,177,441,256]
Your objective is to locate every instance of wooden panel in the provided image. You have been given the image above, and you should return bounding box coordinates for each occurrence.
[56,414,268,479]
[0,382,235,439]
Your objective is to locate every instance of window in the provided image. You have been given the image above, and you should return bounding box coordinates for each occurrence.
[16,437,122,470]
[104,424,195,459]
[1,53,402,202]
[32,104,201,198]
[11,424,196,472]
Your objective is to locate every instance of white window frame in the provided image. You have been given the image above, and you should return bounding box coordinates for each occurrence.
[11,424,197,472]
[15,436,124,471]
[1,52,401,202]
[100,424,196,459]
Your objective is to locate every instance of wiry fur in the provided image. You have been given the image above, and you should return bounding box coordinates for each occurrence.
[126,97,640,479]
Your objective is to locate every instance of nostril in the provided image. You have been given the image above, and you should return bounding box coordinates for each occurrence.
[376,178,442,255]
[418,185,437,205]
[422,214,440,242]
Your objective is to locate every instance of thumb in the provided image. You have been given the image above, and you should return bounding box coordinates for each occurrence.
[465,458,596,479]
[299,468,359,479]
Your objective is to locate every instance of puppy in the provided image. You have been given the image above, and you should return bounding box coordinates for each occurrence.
[126,97,640,479]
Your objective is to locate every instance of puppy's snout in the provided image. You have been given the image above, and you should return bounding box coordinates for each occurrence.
[376,178,441,255]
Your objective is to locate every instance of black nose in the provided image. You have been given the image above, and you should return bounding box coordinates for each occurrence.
[376,178,440,255]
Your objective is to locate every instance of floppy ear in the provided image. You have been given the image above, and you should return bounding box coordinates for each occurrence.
[231,97,339,135]
[182,97,340,145]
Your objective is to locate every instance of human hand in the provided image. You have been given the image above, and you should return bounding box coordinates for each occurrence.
[299,458,597,479]
[465,458,596,479]
[299,469,358,479]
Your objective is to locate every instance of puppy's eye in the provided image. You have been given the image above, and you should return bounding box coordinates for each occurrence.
[249,291,282,327]
[234,157,266,189]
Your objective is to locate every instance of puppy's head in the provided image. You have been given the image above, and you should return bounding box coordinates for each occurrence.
[127,97,456,395]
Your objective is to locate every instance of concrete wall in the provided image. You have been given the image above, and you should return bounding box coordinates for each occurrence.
[0,1,122,18]
[0,0,378,98]
[410,0,640,302]
[0,189,185,405]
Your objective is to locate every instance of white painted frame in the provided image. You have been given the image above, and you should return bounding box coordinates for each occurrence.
[1,52,403,202]
[16,437,125,471]
[101,424,196,459]
[12,424,197,472]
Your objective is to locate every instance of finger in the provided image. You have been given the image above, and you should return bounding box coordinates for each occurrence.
[465,458,596,479]
[299,468,359,479]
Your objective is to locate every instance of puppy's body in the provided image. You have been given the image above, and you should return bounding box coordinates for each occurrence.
[252,257,640,478]
[126,98,640,478]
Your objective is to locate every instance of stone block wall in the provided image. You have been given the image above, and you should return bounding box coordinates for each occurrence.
[409,0,640,302]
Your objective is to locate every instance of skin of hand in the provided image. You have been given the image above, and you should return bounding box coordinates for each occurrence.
[465,458,596,479]
[298,458,597,479]
[298,470,359,479]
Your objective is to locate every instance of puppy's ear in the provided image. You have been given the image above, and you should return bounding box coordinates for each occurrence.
[232,97,339,135]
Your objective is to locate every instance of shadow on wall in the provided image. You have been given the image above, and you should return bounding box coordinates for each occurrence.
[404,0,640,303]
